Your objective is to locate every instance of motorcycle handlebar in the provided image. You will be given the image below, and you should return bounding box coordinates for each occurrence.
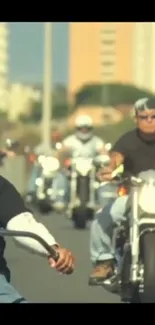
[0,228,59,262]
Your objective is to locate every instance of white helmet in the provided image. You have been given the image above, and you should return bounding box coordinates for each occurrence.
[75,115,93,141]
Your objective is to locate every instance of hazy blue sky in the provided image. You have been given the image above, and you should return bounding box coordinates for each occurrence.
[9,22,69,86]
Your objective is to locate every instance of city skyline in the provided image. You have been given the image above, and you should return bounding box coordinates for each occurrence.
[8,22,69,86]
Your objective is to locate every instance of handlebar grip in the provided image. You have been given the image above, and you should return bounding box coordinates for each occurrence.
[46,245,60,262]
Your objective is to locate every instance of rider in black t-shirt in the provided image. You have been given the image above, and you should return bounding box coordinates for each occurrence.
[89,97,155,285]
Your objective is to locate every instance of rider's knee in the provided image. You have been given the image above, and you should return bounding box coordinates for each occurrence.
[94,204,113,231]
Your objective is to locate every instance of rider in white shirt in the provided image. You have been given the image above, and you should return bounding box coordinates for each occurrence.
[52,115,105,210]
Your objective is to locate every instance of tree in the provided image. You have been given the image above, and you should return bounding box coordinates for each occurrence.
[19,84,70,123]
[74,83,155,108]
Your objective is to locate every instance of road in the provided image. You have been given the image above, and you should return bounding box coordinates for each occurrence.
[5,212,120,303]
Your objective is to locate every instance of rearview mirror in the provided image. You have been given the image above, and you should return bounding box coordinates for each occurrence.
[105,142,112,151]
[93,154,111,167]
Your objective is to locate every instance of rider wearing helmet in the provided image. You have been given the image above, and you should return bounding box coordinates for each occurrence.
[53,115,106,211]
[62,114,104,157]
[89,97,155,286]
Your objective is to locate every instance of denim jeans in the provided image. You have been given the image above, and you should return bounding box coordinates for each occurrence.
[97,182,118,207]
[90,195,128,264]
[0,274,28,303]
[27,164,41,193]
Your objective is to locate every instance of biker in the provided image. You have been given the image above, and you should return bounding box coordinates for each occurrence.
[26,129,62,204]
[53,114,106,210]
[0,175,74,302]
[26,142,54,202]
[89,97,155,286]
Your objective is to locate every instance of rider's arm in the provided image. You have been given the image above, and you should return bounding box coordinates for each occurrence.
[0,177,59,257]
[7,212,58,257]
[109,152,124,171]
[109,134,128,171]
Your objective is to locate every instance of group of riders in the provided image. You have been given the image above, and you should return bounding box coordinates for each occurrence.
[0,96,155,302]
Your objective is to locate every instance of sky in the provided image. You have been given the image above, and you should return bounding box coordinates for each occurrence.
[8,22,69,86]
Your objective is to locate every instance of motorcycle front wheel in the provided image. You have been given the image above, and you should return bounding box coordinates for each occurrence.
[72,206,87,229]
[140,231,155,303]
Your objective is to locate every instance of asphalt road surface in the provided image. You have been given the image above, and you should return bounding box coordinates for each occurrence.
[5,211,121,303]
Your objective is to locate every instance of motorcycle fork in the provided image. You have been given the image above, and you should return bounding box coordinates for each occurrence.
[70,168,77,207]
[88,167,96,208]
[37,174,45,197]
[130,186,139,283]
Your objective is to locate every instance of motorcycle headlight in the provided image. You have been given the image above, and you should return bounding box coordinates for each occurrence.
[42,157,60,171]
[139,183,155,214]
[35,178,43,186]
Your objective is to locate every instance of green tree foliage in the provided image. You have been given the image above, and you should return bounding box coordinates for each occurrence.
[19,82,155,123]
[74,83,155,107]
[95,118,135,143]
[19,84,70,123]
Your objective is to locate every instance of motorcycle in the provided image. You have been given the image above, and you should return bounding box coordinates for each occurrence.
[103,168,155,303]
[65,144,114,229]
[24,145,61,213]
[34,154,60,213]
[66,154,114,229]
[66,156,97,229]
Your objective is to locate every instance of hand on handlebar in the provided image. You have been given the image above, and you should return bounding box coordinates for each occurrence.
[1,149,16,158]
[48,245,75,275]
[97,167,113,182]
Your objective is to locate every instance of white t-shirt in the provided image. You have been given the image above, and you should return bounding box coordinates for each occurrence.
[63,135,104,158]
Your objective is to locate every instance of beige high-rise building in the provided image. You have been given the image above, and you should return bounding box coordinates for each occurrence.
[69,22,155,95]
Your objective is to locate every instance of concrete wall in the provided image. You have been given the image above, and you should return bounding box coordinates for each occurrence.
[0,156,27,194]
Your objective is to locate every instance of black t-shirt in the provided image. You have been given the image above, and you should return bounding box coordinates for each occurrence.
[0,176,28,281]
[112,128,155,175]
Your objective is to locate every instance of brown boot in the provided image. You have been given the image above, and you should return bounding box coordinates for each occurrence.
[88,260,115,286]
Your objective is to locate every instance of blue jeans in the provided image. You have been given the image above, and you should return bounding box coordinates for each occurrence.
[27,164,41,193]
[90,195,128,264]
[0,275,28,303]
[97,182,118,207]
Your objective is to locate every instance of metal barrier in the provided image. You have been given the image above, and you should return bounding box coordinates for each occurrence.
[0,156,27,194]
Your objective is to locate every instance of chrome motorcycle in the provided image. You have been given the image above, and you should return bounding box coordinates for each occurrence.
[104,169,155,303]
[67,156,97,229]
[35,155,60,213]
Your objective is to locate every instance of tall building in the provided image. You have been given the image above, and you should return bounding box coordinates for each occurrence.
[0,23,8,111]
[69,22,155,95]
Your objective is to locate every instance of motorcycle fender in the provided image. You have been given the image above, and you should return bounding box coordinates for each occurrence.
[139,214,155,235]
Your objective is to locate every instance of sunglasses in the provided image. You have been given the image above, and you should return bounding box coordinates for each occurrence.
[138,115,155,121]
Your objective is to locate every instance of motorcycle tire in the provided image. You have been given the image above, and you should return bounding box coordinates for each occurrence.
[120,248,140,303]
[38,201,52,214]
[140,231,155,303]
[72,206,87,229]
